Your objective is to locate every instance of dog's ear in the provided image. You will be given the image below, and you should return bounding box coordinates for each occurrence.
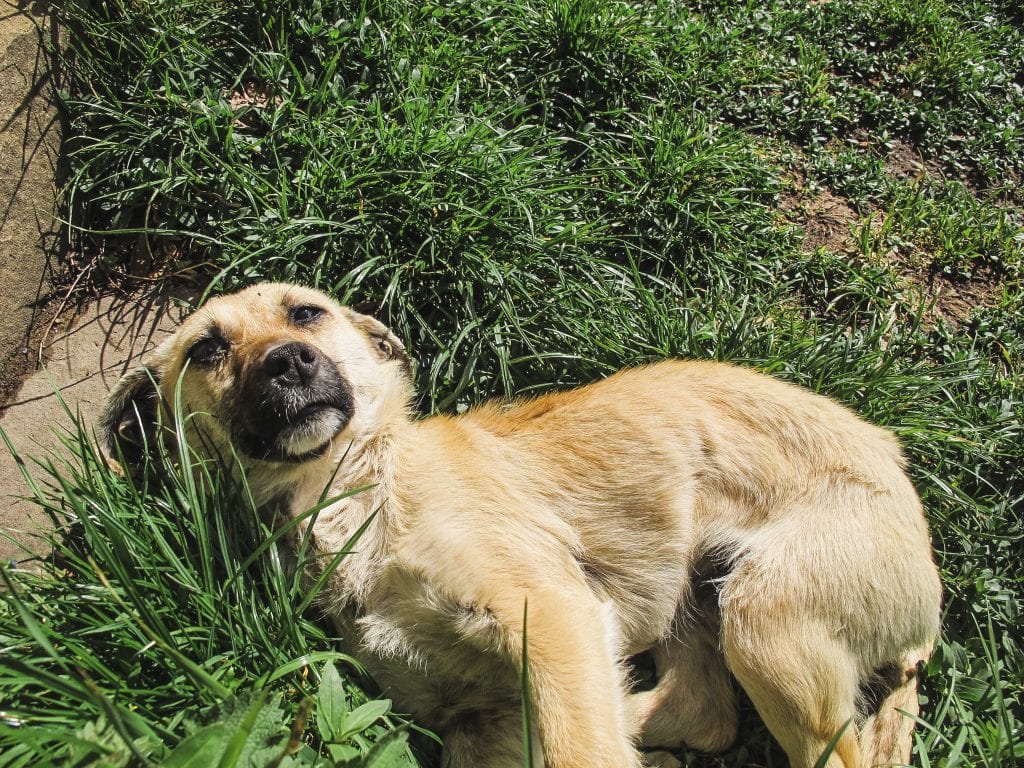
[98,365,163,469]
[344,309,413,379]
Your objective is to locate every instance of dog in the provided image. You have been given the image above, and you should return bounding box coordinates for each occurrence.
[99,283,942,768]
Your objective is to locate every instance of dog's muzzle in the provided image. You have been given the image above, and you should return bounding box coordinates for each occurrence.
[231,341,354,462]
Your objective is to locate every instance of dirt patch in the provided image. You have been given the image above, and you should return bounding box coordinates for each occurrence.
[0,292,63,409]
[892,259,1004,327]
[780,173,865,255]
[795,188,861,254]
[928,267,1003,325]
[884,138,946,182]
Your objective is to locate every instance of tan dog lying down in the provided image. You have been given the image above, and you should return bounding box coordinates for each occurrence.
[100,283,941,768]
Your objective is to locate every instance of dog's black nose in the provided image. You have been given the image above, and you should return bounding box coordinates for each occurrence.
[262,342,320,386]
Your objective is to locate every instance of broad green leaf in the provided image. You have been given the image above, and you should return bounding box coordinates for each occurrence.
[162,724,227,768]
[327,742,360,762]
[361,728,411,768]
[338,700,391,741]
[317,662,348,742]
[217,691,281,768]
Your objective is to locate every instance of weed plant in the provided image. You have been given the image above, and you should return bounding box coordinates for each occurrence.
[2,0,1022,765]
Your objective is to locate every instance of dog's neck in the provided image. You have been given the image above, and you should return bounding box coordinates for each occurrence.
[280,381,414,607]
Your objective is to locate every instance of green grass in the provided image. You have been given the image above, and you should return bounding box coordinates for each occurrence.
[3,0,1023,765]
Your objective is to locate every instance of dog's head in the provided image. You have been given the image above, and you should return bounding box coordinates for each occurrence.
[99,283,412,493]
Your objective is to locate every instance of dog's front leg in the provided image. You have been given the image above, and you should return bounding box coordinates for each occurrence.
[488,583,642,768]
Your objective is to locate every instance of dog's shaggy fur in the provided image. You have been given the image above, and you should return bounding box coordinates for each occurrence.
[100,283,942,768]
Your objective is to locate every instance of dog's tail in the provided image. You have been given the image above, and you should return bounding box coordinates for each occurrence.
[858,645,931,767]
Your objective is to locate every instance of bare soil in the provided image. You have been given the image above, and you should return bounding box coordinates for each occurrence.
[885,138,947,182]
[781,180,863,256]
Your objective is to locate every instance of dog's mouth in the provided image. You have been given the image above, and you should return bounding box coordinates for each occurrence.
[233,394,353,463]
[275,401,351,458]
[226,340,356,464]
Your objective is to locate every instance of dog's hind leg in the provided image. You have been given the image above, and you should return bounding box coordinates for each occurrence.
[720,601,865,768]
[859,646,931,767]
[627,619,738,754]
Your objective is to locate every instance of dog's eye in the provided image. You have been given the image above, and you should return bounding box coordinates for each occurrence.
[289,305,325,326]
[187,335,230,366]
